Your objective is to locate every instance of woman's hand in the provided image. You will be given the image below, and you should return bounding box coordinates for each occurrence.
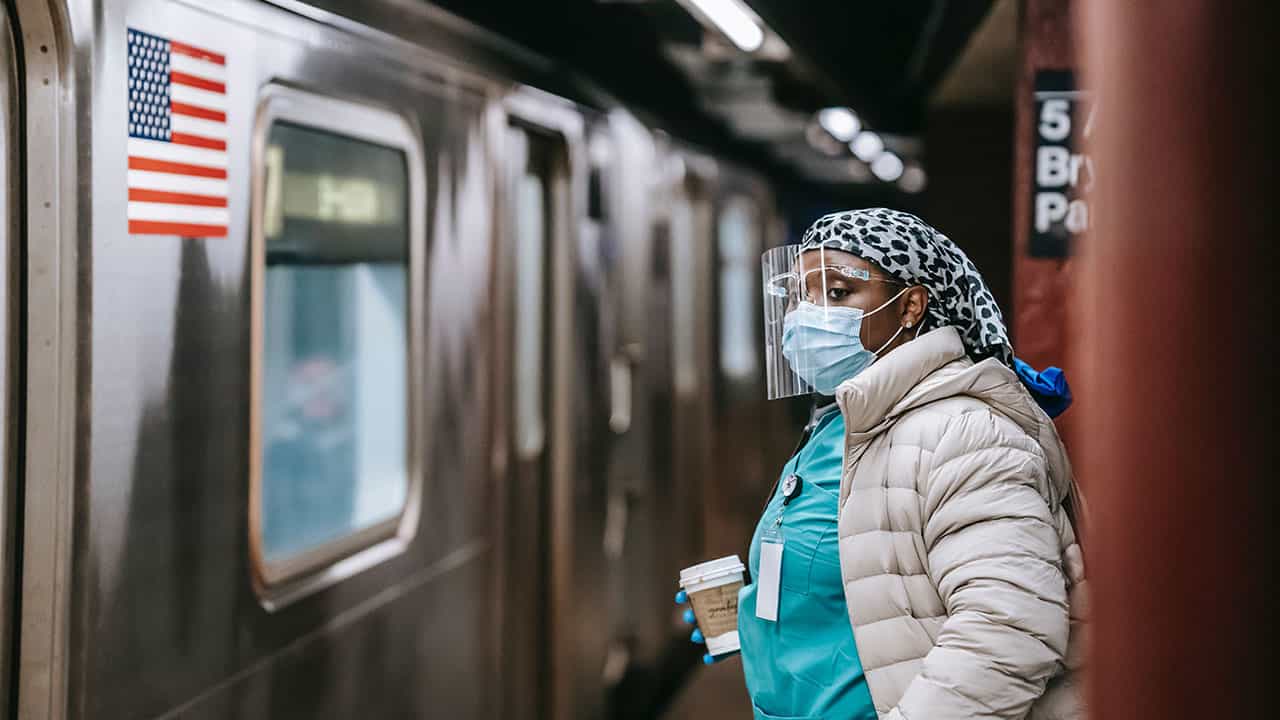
[675,590,739,664]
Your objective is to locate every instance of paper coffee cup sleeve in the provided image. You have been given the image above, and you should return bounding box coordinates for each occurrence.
[688,583,741,639]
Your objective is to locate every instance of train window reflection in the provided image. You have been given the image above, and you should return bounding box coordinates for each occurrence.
[718,197,759,380]
[257,121,409,570]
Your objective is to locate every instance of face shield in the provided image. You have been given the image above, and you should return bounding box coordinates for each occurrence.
[761,245,905,400]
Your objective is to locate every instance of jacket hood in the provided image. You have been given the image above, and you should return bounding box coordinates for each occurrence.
[836,326,1075,501]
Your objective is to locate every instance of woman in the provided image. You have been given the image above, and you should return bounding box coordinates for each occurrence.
[678,209,1084,720]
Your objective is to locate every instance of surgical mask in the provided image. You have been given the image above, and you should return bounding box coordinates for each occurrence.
[780,288,911,395]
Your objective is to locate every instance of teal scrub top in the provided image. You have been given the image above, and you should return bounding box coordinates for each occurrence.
[737,405,878,720]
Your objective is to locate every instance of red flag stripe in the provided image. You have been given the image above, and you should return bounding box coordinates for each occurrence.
[129,220,228,237]
[128,188,228,207]
[168,41,225,66]
[171,101,226,123]
[170,71,225,95]
[170,132,226,151]
[128,156,227,179]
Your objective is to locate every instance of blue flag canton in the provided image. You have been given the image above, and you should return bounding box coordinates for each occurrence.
[127,29,172,142]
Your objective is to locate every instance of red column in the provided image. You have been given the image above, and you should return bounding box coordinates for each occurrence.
[1076,3,1278,718]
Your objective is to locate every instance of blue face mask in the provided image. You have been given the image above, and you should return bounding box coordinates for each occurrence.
[781,290,911,395]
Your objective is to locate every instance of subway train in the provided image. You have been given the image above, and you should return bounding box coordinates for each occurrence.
[0,0,806,717]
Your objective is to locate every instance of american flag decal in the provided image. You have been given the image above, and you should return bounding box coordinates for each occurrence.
[126,28,228,237]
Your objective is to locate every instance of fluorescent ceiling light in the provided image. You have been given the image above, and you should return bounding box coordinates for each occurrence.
[871,152,905,182]
[817,107,860,142]
[686,0,765,53]
[850,131,883,162]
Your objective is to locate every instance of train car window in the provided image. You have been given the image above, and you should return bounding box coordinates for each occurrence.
[717,197,760,380]
[513,142,547,456]
[587,166,604,221]
[587,130,609,221]
[670,190,698,394]
[251,87,423,592]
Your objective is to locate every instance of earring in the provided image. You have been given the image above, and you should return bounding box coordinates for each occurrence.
[905,320,913,328]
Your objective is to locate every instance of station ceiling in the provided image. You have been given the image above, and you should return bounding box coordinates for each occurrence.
[425,0,1004,195]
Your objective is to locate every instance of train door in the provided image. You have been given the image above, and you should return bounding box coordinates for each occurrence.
[705,184,784,558]
[9,1,78,716]
[597,115,679,720]
[498,92,610,720]
[604,150,718,720]
[0,6,16,715]
[659,181,776,720]
[498,118,558,720]
[667,165,715,590]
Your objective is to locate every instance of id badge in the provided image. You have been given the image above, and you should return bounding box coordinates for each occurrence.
[755,525,783,622]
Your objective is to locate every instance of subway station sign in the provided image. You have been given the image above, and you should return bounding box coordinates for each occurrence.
[1030,70,1093,258]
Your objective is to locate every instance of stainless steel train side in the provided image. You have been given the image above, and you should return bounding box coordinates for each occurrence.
[2,1,790,718]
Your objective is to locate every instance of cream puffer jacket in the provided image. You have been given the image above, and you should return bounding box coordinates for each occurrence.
[834,326,1087,720]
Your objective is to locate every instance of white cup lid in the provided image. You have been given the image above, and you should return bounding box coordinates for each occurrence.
[679,555,745,587]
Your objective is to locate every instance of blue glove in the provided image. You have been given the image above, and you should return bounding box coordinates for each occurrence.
[675,590,739,664]
[1013,357,1073,418]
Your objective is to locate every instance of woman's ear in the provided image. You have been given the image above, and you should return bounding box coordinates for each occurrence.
[902,286,928,329]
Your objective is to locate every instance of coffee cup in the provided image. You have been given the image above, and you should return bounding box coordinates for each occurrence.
[678,555,745,656]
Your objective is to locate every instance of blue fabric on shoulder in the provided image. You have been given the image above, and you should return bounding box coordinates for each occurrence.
[1013,357,1073,418]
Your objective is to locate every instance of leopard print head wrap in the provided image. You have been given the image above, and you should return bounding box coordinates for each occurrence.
[798,208,1013,365]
